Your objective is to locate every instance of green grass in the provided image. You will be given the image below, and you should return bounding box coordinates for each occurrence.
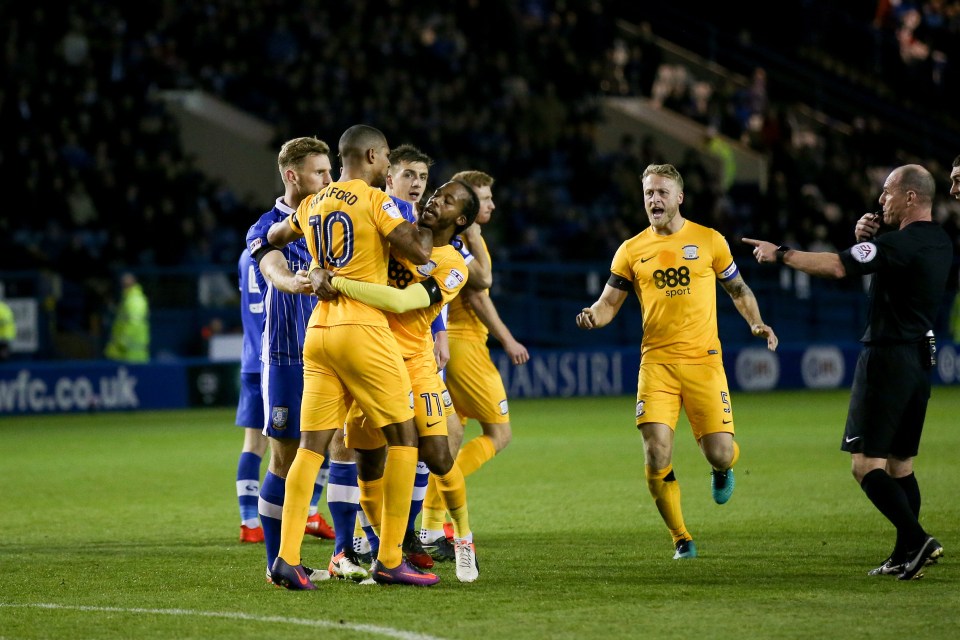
[2,388,959,639]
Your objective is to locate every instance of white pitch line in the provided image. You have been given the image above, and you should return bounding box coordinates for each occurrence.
[0,603,448,640]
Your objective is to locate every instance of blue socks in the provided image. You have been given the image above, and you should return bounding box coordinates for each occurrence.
[326,461,360,555]
[258,471,285,572]
[236,451,262,528]
[407,461,430,533]
[309,456,330,516]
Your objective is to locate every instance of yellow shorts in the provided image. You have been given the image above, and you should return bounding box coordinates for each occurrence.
[300,325,414,433]
[445,337,510,424]
[344,348,452,449]
[635,361,734,440]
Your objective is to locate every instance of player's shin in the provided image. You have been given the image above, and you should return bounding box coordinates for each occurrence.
[278,448,324,565]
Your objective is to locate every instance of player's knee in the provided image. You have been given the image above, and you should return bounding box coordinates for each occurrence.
[356,448,386,481]
[484,423,511,452]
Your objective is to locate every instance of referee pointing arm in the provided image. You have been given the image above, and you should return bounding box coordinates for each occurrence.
[743,163,951,581]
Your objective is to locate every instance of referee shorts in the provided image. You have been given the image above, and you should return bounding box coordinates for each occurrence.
[842,344,930,458]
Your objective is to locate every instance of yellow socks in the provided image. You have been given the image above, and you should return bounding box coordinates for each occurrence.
[278,448,324,565]
[421,474,446,533]
[645,464,690,544]
[455,435,496,478]
[377,445,418,567]
[358,477,383,536]
[433,463,470,539]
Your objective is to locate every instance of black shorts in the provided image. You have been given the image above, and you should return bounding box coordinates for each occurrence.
[842,344,931,458]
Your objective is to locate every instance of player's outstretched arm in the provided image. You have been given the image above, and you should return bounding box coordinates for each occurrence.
[576,285,628,331]
[718,273,778,351]
[331,275,441,313]
[259,250,313,295]
[461,287,529,365]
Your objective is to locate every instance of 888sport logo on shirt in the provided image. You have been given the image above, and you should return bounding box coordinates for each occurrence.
[652,266,692,298]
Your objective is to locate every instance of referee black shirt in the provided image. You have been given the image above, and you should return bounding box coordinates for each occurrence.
[838,221,952,344]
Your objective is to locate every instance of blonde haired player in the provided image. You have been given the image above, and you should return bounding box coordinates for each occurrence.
[577,163,777,559]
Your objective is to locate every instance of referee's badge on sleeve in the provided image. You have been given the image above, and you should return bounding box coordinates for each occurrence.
[851,242,877,263]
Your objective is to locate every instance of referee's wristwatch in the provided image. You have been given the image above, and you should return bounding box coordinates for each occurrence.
[774,245,791,263]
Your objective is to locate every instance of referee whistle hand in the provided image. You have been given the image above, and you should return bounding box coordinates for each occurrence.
[855,212,880,242]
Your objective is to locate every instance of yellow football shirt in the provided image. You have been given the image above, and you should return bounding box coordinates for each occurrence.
[611,220,739,364]
[290,179,407,328]
[447,234,489,341]
[388,244,469,358]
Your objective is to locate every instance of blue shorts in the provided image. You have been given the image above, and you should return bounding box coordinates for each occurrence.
[262,363,304,440]
[235,372,263,429]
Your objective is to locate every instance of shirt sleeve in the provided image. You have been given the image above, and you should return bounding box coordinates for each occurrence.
[838,238,896,276]
[610,241,634,282]
[373,191,409,238]
[713,232,739,281]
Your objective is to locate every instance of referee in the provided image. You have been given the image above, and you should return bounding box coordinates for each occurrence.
[743,163,950,581]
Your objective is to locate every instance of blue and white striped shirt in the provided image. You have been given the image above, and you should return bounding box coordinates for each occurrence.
[237,248,264,374]
[245,198,316,366]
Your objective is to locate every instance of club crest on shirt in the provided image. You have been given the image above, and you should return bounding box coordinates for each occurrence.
[444,268,465,289]
[272,406,289,430]
[441,390,453,408]
[851,242,877,263]
[498,399,509,415]
[682,245,700,260]
[636,400,645,417]
[409,391,415,409]
[417,260,437,277]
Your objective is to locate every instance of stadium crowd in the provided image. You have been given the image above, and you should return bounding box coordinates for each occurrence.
[2,0,959,351]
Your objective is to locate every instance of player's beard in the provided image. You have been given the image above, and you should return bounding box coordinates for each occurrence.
[371,168,387,189]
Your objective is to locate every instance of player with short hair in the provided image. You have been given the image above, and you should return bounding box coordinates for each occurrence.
[245,135,336,583]
[577,163,777,559]
[329,180,483,582]
[267,124,439,588]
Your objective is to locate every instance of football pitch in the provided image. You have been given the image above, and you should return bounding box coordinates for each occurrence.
[2,388,958,639]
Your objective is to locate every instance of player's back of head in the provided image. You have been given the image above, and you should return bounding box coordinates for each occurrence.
[339,125,387,165]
